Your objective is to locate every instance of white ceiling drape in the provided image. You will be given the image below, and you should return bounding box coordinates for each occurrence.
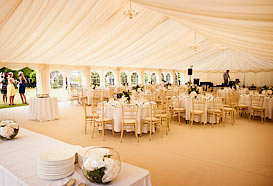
[134,0,273,61]
[0,0,272,71]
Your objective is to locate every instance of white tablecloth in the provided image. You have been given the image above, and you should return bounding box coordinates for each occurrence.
[99,104,154,134]
[0,128,152,186]
[239,95,273,119]
[83,89,110,105]
[29,97,59,122]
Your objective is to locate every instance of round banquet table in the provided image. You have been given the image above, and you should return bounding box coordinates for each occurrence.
[29,97,59,122]
[97,102,155,134]
[239,95,273,119]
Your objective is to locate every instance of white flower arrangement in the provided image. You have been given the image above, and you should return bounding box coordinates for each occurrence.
[82,148,120,184]
[267,89,272,95]
[0,119,19,140]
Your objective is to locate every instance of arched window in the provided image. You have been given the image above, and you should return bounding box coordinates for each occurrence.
[166,73,171,83]
[175,72,184,85]
[144,73,149,84]
[161,73,165,82]
[120,72,127,86]
[70,71,82,87]
[151,72,157,83]
[50,71,63,89]
[105,71,115,86]
[131,72,139,85]
[91,72,100,86]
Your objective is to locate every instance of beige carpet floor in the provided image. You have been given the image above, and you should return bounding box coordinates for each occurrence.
[1,102,273,186]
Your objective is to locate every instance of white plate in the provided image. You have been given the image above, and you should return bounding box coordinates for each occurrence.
[38,169,74,180]
[40,150,75,162]
[38,166,74,176]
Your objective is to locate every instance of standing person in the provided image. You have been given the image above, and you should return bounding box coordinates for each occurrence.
[18,72,27,104]
[0,72,8,105]
[223,70,230,86]
[7,72,16,105]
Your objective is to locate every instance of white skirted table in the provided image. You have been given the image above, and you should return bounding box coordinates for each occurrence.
[29,97,59,122]
[0,128,152,186]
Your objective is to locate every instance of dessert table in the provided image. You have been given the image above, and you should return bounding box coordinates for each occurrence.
[0,128,152,186]
[29,97,59,122]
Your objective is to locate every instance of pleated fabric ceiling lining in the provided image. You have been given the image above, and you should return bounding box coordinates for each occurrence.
[0,0,272,71]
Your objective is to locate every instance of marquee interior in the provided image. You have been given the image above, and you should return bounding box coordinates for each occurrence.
[0,0,273,93]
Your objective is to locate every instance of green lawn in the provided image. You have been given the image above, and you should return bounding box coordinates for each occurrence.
[0,87,69,109]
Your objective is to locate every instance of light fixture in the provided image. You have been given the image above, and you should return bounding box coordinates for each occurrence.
[124,0,138,19]
[220,46,227,52]
[189,32,201,51]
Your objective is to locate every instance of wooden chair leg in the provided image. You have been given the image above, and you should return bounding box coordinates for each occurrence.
[92,120,95,138]
[84,119,87,134]
[120,124,124,143]
[178,112,181,125]
[149,122,152,141]
[135,123,139,143]
[102,122,105,141]
[112,121,114,136]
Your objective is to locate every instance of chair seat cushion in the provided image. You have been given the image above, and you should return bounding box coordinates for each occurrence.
[191,110,203,114]
[252,106,265,110]
[143,117,160,122]
[173,107,186,111]
[208,109,222,113]
[95,117,112,122]
[155,114,167,118]
[86,113,99,118]
[122,119,136,124]
[224,107,234,111]
[238,104,248,108]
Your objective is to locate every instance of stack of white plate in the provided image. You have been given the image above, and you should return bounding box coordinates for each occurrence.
[38,146,78,180]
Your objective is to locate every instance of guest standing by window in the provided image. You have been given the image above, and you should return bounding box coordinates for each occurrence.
[7,72,16,105]
[0,72,8,105]
[223,70,230,86]
[18,72,27,104]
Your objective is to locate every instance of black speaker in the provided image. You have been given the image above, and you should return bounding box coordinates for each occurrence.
[188,68,192,75]
[194,78,199,85]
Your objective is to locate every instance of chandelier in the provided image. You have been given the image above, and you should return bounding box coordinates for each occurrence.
[124,0,138,19]
[189,32,201,51]
[220,46,227,52]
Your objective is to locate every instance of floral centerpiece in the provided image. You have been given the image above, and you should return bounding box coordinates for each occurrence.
[132,85,144,93]
[164,82,172,89]
[82,147,121,184]
[188,83,200,98]
[90,82,99,89]
[122,90,132,103]
[259,85,272,95]
[0,119,19,140]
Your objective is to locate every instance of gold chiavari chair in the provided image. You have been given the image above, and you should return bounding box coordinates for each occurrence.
[223,93,236,125]
[207,97,224,127]
[155,97,171,135]
[249,95,265,122]
[81,97,98,134]
[93,103,114,141]
[70,86,79,104]
[190,96,206,127]
[142,103,163,141]
[120,104,139,143]
[172,97,186,125]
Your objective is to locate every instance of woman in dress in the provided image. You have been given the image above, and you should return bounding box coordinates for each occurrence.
[0,72,8,105]
[7,72,16,105]
[18,71,27,104]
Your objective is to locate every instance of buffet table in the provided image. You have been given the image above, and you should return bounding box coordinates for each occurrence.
[0,128,152,186]
[29,97,59,122]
